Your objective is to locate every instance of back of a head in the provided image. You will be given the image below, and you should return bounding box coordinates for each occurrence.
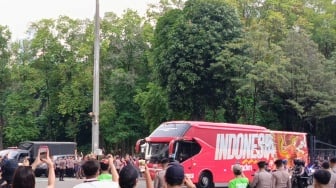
[274,159,283,168]
[161,158,169,164]
[119,165,139,188]
[294,159,305,166]
[321,161,330,169]
[161,158,169,167]
[232,164,243,175]
[165,162,185,186]
[82,159,100,177]
[2,158,19,181]
[100,159,109,171]
[330,157,336,164]
[257,161,267,169]
[12,166,35,188]
[314,169,331,185]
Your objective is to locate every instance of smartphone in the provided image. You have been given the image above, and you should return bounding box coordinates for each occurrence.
[39,146,48,160]
[139,159,146,172]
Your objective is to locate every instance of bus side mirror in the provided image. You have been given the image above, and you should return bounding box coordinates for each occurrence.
[168,140,176,158]
[135,139,145,153]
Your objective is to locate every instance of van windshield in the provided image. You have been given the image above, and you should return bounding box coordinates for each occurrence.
[0,149,19,159]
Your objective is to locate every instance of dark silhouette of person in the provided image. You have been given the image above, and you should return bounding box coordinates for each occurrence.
[1,157,18,188]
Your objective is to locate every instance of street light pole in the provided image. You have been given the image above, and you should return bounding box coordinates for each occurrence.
[92,0,100,154]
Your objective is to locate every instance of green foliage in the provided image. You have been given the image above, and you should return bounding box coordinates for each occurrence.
[235,27,291,128]
[305,0,336,58]
[134,82,169,131]
[99,100,117,149]
[0,26,13,147]
[154,0,243,120]
[98,10,152,152]
[3,86,40,145]
[1,0,336,149]
[281,31,336,122]
[210,38,250,122]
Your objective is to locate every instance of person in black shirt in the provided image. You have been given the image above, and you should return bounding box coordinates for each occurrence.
[0,157,18,188]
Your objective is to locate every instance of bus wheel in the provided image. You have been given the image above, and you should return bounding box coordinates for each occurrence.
[197,172,214,188]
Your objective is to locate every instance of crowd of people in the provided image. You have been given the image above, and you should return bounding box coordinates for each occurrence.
[0,148,197,188]
[0,147,55,188]
[229,158,336,188]
[2,147,336,188]
[50,152,144,180]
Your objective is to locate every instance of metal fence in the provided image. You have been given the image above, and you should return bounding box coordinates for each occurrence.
[310,137,336,162]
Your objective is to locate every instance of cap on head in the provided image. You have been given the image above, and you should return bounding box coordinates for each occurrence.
[165,162,185,186]
[232,164,243,175]
[282,159,288,165]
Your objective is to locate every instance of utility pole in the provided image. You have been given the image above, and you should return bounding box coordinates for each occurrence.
[92,0,100,154]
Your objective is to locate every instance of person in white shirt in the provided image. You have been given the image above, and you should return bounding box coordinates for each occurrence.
[321,161,336,188]
[73,156,119,188]
[313,169,331,188]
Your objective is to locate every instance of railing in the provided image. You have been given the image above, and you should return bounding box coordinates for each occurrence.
[311,149,336,161]
[310,137,336,162]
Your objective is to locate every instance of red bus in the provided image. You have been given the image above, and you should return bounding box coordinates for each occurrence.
[135,121,308,188]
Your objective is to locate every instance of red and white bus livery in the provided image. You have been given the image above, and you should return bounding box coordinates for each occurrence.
[135,121,308,188]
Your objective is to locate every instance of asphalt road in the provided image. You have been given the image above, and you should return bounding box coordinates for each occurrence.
[36,177,313,188]
[36,177,147,188]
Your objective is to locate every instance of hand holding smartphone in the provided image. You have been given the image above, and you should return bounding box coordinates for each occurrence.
[139,159,146,172]
[39,146,48,160]
[184,175,196,188]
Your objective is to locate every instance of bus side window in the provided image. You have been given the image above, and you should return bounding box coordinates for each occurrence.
[177,141,201,162]
[179,147,189,162]
[191,142,201,156]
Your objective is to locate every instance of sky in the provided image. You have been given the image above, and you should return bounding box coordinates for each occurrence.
[0,0,158,40]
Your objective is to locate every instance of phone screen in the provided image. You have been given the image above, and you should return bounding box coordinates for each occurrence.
[139,159,145,172]
[39,146,48,160]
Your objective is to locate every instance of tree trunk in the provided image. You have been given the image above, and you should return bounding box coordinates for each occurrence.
[0,115,4,149]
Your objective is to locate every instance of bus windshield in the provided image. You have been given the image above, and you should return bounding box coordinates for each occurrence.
[150,123,190,137]
[146,142,169,163]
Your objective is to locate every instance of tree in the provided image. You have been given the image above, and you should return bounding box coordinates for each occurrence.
[153,0,242,120]
[236,28,290,128]
[306,0,336,58]
[100,68,145,153]
[98,10,153,152]
[26,19,65,140]
[54,16,93,142]
[0,25,12,148]
[280,30,336,132]
[3,85,40,145]
[210,39,250,123]
[146,0,185,24]
[134,82,170,131]
[18,17,94,143]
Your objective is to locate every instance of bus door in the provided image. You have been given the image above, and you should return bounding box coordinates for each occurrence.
[173,139,201,179]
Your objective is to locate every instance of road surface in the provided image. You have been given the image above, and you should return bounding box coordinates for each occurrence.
[36,177,313,188]
[36,177,147,188]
